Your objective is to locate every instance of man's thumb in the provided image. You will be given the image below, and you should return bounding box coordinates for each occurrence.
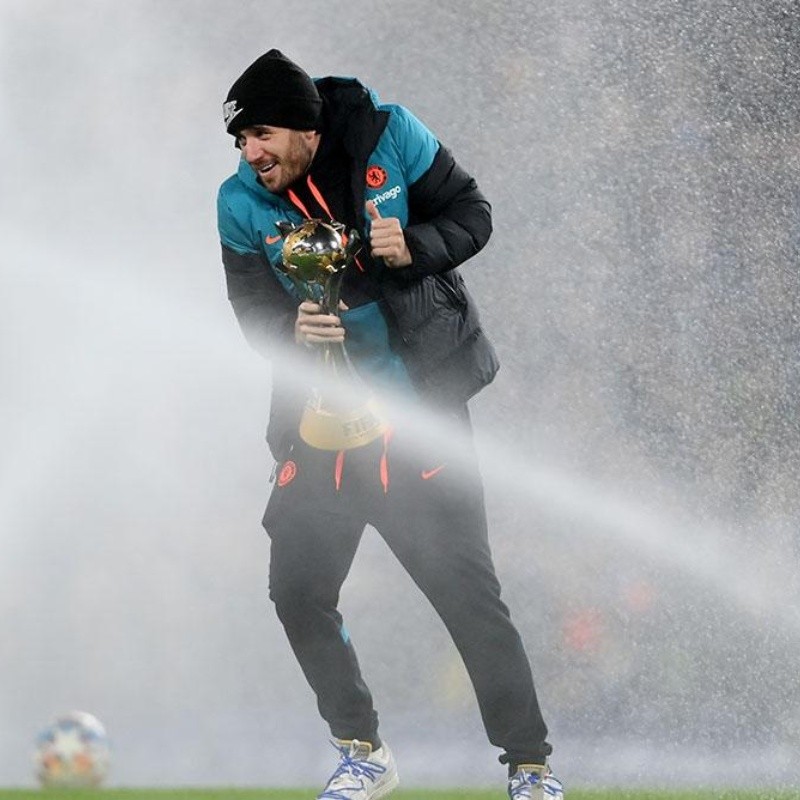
[365,200,381,220]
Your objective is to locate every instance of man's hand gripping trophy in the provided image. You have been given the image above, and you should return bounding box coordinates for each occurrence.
[276,218,387,451]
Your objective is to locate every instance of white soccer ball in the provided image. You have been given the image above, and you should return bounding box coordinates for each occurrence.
[34,710,110,787]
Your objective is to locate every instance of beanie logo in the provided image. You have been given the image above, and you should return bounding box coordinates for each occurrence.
[366,165,388,189]
[223,99,244,128]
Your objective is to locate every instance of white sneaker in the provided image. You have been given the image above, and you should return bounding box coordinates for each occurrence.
[508,763,564,800]
[317,739,399,800]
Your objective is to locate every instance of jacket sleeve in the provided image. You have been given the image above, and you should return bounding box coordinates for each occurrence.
[217,186,297,358]
[401,144,493,278]
[222,245,297,358]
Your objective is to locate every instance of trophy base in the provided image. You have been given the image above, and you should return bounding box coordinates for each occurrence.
[299,399,387,451]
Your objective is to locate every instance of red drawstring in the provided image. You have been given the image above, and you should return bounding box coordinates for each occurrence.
[287,176,333,221]
[379,427,394,495]
[286,188,312,220]
[334,450,345,492]
[333,428,392,494]
[305,175,333,218]
[287,177,365,272]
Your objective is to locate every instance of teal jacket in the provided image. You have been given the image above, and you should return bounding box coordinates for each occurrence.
[218,83,438,289]
[217,78,498,457]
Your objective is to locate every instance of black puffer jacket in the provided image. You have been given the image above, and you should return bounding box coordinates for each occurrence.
[219,78,499,458]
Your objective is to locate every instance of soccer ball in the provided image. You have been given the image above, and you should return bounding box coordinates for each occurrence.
[34,710,110,787]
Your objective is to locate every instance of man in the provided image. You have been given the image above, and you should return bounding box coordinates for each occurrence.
[217,49,563,800]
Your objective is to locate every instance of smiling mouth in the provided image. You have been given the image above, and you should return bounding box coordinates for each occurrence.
[255,160,277,176]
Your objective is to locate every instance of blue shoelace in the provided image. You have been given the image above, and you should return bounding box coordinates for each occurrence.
[509,770,541,799]
[510,770,562,799]
[319,746,387,799]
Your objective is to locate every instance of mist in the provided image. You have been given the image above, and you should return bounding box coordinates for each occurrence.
[2,0,799,790]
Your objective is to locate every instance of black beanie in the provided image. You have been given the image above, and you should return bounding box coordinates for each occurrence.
[223,49,322,135]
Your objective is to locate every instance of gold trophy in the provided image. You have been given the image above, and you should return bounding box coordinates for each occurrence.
[275,218,387,451]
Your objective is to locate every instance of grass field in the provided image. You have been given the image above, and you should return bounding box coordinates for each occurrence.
[0,790,798,800]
